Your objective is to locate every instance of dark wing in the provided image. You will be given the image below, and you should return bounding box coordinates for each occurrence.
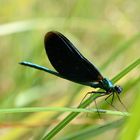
[44,31,103,82]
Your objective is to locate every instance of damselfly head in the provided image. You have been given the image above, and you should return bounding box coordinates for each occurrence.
[114,85,122,94]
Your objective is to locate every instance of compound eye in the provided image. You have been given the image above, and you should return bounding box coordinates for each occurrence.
[115,85,122,94]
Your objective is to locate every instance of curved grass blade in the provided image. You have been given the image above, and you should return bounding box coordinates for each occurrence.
[60,118,125,140]
[112,58,140,83]
[0,107,129,116]
[41,58,140,140]
[100,33,140,71]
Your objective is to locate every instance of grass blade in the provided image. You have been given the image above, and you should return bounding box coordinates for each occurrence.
[60,119,125,140]
[41,58,140,140]
[0,107,129,117]
[112,58,140,83]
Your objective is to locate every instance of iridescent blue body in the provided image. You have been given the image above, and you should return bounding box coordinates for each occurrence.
[20,31,122,96]
[89,78,122,94]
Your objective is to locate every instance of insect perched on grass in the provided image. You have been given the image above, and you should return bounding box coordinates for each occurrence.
[20,31,124,107]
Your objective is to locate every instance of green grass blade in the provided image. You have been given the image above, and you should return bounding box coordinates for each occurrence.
[100,33,140,71]
[112,58,140,83]
[60,119,125,140]
[41,93,103,140]
[0,107,129,116]
[119,81,140,140]
[41,58,140,140]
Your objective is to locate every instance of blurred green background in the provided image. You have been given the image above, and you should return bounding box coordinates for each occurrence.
[0,0,139,140]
